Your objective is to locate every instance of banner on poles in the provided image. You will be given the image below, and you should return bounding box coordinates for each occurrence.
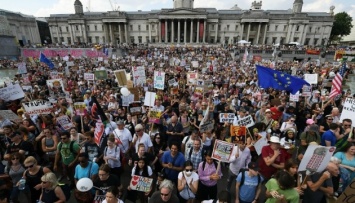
[211,140,234,162]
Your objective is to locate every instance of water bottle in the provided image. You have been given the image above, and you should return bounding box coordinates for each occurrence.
[18,177,26,190]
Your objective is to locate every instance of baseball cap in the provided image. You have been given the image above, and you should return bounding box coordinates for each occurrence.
[248,162,259,171]
[306,119,315,125]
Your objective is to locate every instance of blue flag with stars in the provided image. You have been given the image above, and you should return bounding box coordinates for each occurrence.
[256,65,310,94]
[39,52,54,69]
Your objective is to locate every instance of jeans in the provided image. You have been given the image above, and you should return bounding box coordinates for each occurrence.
[226,169,238,192]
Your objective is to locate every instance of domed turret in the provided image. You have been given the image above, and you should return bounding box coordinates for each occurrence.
[74,0,84,15]
[293,0,303,13]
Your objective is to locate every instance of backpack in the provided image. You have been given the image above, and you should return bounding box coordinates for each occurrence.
[58,183,71,201]
[202,160,218,171]
[104,146,118,156]
[58,141,77,155]
[238,168,261,187]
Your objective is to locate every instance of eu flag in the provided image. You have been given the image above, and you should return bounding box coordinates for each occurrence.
[256,65,310,94]
[39,52,54,69]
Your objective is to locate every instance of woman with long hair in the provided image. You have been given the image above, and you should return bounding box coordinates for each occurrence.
[334,143,355,181]
[152,133,166,175]
[102,186,124,203]
[39,172,66,203]
[103,134,122,180]
[94,164,121,196]
[177,160,199,203]
[265,170,300,203]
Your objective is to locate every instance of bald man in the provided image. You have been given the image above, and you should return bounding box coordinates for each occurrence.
[331,108,341,124]
[166,115,184,148]
[302,162,337,203]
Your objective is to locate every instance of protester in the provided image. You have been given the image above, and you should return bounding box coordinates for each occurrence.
[177,160,199,203]
[39,172,66,203]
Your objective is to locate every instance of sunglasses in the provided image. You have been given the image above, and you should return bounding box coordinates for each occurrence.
[25,164,34,169]
[12,157,19,160]
[185,169,193,172]
[160,193,170,197]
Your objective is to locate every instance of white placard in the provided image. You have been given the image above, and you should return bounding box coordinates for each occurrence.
[304,74,318,85]
[340,97,355,127]
[298,145,336,173]
[132,66,146,86]
[0,84,25,101]
[154,71,165,90]
[253,136,268,155]
[17,62,27,74]
[187,72,198,86]
[22,100,53,116]
[66,61,74,66]
[290,91,300,102]
[144,92,156,107]
[84,73,95,81]
[191,61,199,68]
[236,115,255,128]
[57,115,74,131]
[219,113,235,123]
[122,94,134,107]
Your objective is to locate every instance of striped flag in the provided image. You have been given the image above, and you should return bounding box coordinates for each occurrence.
[329,62,347,98]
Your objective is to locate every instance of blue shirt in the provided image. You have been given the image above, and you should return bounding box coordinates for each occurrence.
[321,130,336,146]
[237,171,263,202]
[74,161,99,180]
[161,151,185,182]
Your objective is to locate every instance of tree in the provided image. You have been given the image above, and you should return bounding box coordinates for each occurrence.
[330,12,353,43]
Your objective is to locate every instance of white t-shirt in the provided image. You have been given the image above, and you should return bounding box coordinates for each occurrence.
[131,165,153,176]
[113,128,132,153]
[133,132,153,153]
[178,172,199,199]
[102,198,123,203]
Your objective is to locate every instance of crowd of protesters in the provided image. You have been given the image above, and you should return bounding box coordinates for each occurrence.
[0,44,354,203]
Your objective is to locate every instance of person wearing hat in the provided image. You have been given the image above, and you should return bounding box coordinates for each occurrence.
[3,131,34,161]
[131,124,153,153]
[112,119,132,154]
[259,136,286,181]
[235,162,263,203]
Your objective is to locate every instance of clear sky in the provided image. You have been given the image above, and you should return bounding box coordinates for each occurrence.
[0,0,354,19]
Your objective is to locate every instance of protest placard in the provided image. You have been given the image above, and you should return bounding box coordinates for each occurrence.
[236,115,255,128]
[22,100,53,116]
[57,115,74,131]
[154,71,165,90]
[130,175,153,192]
[211,140,234,162]
[17,62,27,74]
[304,74,318,85]
[186,72,198,86]
[94,70,108,80]
[122,94,134,107]
[149,110,162,123]
[302,85,312,97]
[66,61,74,66]
[84,73,95,80]
[0,110,22,123]
[298,145,335,173]
[290,91,300,102]
[168,78,176,87]
[74,102,86,116]
[230,126,247,137]
[93,195,105,203]
[194,87,203,96]
[253,137,268,155]
[21,86,32,92]
[199,120,214,133]
[336,179,355,203]
[114,70,127,87]
[191,61,199,68]
[340,97,355,127]
[0,84,25,101]
[144,92,156,107]
[129,101,142,116]
[219,113,235,123]
[132,66,146,86]
[47,79,65,98]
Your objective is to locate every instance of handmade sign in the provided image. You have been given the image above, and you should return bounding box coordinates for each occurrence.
[114,70,127,87]
[144,92,156,107]
[230,126,247,136]
[336,179,355,203]
[168,78,176,87]
[122,94,134,107]
[186,72,198,86]
[0,110,22,123]
[132,66,146,86]
[129,101,142,116]
[290,91,300,102]
[302,85,312,97]
[57,115,74,131]
[219,113,235,123]
[191,61,199,68]
[22,100,53,116]
[236,115,255,128]
[94,70,108,80]
[154,71,165,90]
[84,73,95,81]
[298,145,335,173]
[340,97,355,127]
[17,62,27,74]
[46,79,66,98]
[74,102,86,116]
[253,137,269,155]
[199,120,214,133]
[149,110,162,123]
[304,74,318,85]
[130,175,153,193]
[194,87,203,96]
[0,84,25,101]
[211,140,234,162]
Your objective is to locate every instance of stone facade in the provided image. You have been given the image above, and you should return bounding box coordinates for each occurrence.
[46,0,334,46]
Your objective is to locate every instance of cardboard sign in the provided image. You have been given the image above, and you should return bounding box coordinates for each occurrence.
[144,92,156,107]
[199,120,214,133]
[219,113,235,123]
[0,84,25,101]
[154,71,165,90]
[84,73,95,81]
[304,74,318,85]
[0,110,22,123]
[336,179,355,203]
[114,70,127,87]
[340,97,355,127]
[236,115,255,128]
[130,175,153,192]
[211,140,234,162]
[74,102,86,116]
[186,72,198,86]
[57,115,74,131]
[129,101,142,116]
[298,145,336,173]
[22,100,53,116]
[94,70,108,80]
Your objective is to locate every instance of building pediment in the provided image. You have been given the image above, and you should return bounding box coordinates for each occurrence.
[159,8,207,19]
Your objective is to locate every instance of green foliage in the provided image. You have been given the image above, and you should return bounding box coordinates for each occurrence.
[330,12,353,42]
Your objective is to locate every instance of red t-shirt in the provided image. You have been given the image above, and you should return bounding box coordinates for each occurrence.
[259,145,286,180]
[270,107,282,121]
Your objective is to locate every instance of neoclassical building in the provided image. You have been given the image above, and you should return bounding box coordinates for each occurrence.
[47,0,334,46]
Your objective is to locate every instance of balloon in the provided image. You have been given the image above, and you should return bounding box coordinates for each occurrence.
[120,87,131,97]
[76,178,93,192]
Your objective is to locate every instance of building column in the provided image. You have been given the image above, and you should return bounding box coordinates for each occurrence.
[196,20,199,43]
[148,23,152,43]
[190,20,193,43]
[171,20,174,43]
[56,26,60,43]
[262,24,268,44]
[82,24,87,43]
[203,20,206,43]
[118,23,123,44]
[246,23,251,41]
[109,23,113,44]
[177,20,181,43]
[70,25,75,43]
[320,26,325,45]
[240,23,244,40]
[215,22,218,43]
[105,24,110,44]
[285,23,292,43]
[184,19,187,43]
[290,24,296,42]
[256,22,261,44]
[298,24,305,44]
[301,24,308,45]
[124,23,128,43]
[165,20,168,43]
[159,21,162,43]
